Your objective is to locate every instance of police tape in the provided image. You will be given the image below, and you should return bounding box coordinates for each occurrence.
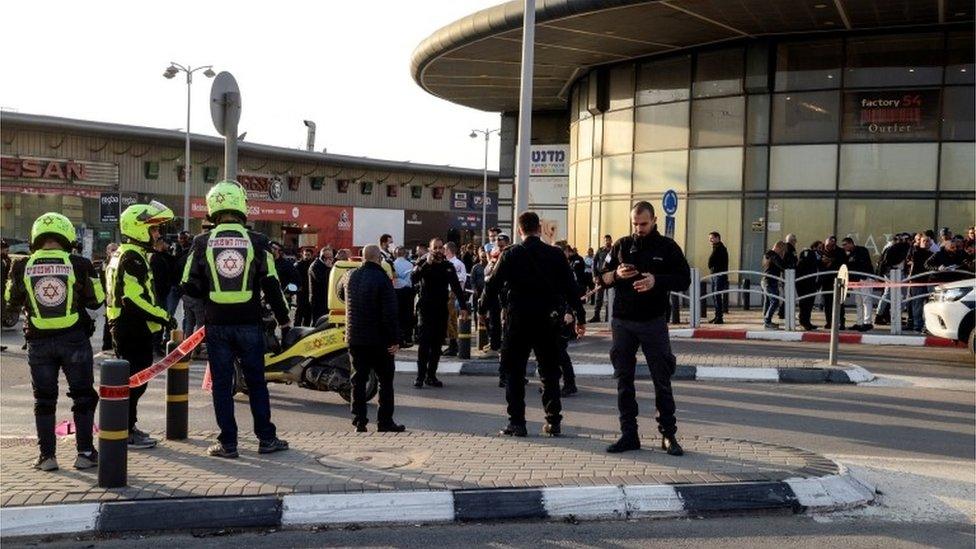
[128,327,207,388]
[846,281,945,289]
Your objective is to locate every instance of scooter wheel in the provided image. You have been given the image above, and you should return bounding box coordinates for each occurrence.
[338,371,379,403]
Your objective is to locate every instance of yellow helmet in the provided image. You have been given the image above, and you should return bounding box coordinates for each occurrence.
[206,180,248,222]
[120,200,174,246]
[30,212,75,250]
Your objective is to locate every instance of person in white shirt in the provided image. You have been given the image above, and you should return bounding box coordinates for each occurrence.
[392,247,415,347]
[444,242,467,356]
[483,227,500,254]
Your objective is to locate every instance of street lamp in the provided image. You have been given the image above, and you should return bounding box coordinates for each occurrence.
[164,62,215,231]
[470,128,499,249]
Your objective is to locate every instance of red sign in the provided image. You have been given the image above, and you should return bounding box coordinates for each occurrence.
[2,184,103,198]
[191,198,353,248]
[1,157,87,181]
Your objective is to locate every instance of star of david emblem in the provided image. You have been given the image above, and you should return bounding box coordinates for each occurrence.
[41,282,60,300]
[42,217,54,225]
[213,193,226,204]
[221,256,238,270]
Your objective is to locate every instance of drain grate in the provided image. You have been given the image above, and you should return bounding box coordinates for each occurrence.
[317,450,412,470]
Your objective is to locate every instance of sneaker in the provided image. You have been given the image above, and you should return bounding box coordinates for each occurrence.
[413,378,424,389]
[606,434,641,453]
[763,322,779,330]
[74,450,98,470]
[425,377,444,388]
[708,317,724,325]
[128,428,158,449]
[258,438,289,454]
[353,419,368,433]
[33,455,59,471]
[661,434,684,456]
[207,443,239,459]
[499,423,527,437]
[542,423,561,437]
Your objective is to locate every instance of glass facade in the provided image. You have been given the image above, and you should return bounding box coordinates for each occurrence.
[567,28,975,274]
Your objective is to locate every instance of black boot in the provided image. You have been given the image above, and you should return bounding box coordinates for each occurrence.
[543,423,561,437]
[662,434,684,456]
[378,422,406,433]
[425,376,444,388]
[560,382,578,397]
[606,433,641,453]
[352,418,368,433]
[443,341,458,357]
[413,378,424,388]
[499,423,527,437]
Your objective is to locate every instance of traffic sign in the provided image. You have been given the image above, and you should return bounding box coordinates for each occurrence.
[837,264,849,301]
[210,72,241,137]
[662,189,678,216]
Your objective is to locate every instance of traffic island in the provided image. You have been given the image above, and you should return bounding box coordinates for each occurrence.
[0,430,874,538]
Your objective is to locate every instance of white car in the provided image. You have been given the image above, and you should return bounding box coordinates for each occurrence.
[924,278,976,355]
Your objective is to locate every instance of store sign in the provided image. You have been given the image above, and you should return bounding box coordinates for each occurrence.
[1,156,118,186]
[237,174,285,201]
[99,192,138,223]
[451,190,498,213]
[529,145,569,177]
[843,89,940,140]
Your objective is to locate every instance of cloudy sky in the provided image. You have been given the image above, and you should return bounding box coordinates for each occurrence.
[1,1,503,170]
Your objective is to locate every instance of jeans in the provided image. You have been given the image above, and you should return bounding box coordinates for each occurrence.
[762,279,780,324]
[609,316,677,437]
[206,323,276,447]
[500,316,562,426]
[711,275,728,320]
[182,295,206,337]
[910,286,927,331]
[416,307,447,380]
[27,329,98,456]
[349,345,395,426]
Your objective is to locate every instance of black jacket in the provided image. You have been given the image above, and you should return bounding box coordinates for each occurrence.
[181,227,289,326]
[844,245,874,282]
[796,248,821,287]
[295,258,313,297]
[820,246,846,283]
[763,250,786,278]
[5,253,101,340]
[345,261,398,347]
[925,249,975,283]
[783,243,798,270]
[481,236,581,326]
[568,252,588,290]
[707,242,729,274]
[907,247,934,279]
[309,258,332,320]
[601,229,691,322]
[877,242,911,275]
[411,255,467,313]
[275,256,299,290]
[150,250,176,301]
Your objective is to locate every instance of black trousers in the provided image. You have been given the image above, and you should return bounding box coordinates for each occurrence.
[27,329,98,456]
[112,324,154,430]
[295,295,312,327]
[487,300,502,350]
[593,288,605,319]
[797,283,816,327]
[712,275,728,320]
[820,277,842,327]
[349,345,395,426]
[416,307,447,380]
[558,338,576,385]
[609,316,677,437]
[500,317,562,426]
[395,287,416,344]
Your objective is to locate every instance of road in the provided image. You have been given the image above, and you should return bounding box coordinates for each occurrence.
[1,323,973,548]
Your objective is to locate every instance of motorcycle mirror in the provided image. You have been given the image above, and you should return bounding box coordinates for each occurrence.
[285,283,299,293]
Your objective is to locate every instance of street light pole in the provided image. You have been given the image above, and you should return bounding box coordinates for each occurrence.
[513,0,536,241]
[164,63,215,232]
[470,128,499,248]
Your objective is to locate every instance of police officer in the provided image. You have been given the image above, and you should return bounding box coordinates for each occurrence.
[597,201,690,455]
[5,213,101,471]
[106,201,175,449]
[411,237,468,388]
[182,181,290,458]
[480,212,580,437]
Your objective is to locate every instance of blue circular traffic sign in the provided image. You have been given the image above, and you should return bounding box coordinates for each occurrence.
[662,190,679,216]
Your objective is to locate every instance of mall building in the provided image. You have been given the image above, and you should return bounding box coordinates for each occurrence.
[412,0,975,273]
[1,113,498,259]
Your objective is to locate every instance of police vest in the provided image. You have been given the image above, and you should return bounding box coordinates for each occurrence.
[105,243,164,332]
[23,249,78,331]
[206,224,256,304]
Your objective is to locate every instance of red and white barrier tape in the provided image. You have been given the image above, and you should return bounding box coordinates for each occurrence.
[846,281,946,289]
[128,327,206,388]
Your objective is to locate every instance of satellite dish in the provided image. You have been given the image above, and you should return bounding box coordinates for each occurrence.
[837,264,849,302]
[210,72,241,137]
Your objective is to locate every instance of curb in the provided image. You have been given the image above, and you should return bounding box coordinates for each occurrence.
[0,472,875,538]
[393,361,875,384]
[658,328,960,348]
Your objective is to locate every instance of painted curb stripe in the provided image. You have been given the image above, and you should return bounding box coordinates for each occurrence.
[96,496,281,533]
[454,489,546,521]
[282,491,455,525]
[695,366,779,381]
[692,329,748,340]
[674,482,800,513]
[0,503,100,537]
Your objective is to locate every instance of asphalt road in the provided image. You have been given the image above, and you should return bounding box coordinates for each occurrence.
[1,323,973,547]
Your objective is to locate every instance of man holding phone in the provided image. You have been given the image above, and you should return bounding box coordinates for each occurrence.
[411,237,468,388]
[597,201,691,455]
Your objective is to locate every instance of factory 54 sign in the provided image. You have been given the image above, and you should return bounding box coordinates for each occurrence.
[843,89,940,141]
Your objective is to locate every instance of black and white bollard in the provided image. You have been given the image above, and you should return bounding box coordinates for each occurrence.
[458,316,472,360]
[166,330,189,441]
[98,359,130,488]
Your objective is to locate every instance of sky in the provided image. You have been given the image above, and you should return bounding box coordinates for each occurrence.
[0,1,503,171]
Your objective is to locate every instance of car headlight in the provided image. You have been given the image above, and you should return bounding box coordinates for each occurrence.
[937,287,971,302]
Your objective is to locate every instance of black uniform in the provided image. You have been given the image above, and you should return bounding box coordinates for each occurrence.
[480,236,579,428]
[308,257,332,323]
[795,248,821,329]
[294,257,313,326]
[411,256,466,382]
[602,229,690,438]
[707,242,729,321]
[820,245,847,328]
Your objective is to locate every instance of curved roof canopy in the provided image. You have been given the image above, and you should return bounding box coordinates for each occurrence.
[412,0,973,112]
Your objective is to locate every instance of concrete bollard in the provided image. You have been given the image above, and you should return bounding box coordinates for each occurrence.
[458,316,472,360]
[166,329,189,441]
[98,359,130,488]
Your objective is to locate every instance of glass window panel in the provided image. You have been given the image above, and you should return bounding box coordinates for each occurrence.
[574,200,591,249]
[940,143,976,191]
[943,87,975,141]
[689,147,743,191]
[837,199,936,259]
[741,199,767,280]
[567,202,577,243]
[590,201,602,249]
[766,199,836,253]
[591,158,602,196]
[592,114,604,158]
[842,88,941,142]
[634,102,689,152]
[745,41,771,93]
[744,146,768,191]
[576,159,592,197]
[691,96,745,147]
[747,94,770,144]
[569,123,578,163]
[775,39,842,91]
[687,199,742,272]
[602,109,634,155]
[601,154,633,196]
[600,200,632,242]
[694,48,744,98]
[769,145,837,190]
[568,162,578,198]
[578,116,593,160]
[938,200,976,237]
[637,54,691,105]
[609,64,635,110]
[845,34,943,88]
[633,151,688,194]
[772,91,840,143]
[839,143,938,191]
[946,32,975,85]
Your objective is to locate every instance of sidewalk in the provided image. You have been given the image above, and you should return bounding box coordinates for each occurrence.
[0,429,874,536]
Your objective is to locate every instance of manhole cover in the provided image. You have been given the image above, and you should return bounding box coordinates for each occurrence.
[317,450,412,470]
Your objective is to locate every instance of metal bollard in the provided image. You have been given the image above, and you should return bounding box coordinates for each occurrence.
[166,329,189,440]
[699,280,709,319]
[743,279,751,310]
[458,316,472,360]
[98,359,130,488]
